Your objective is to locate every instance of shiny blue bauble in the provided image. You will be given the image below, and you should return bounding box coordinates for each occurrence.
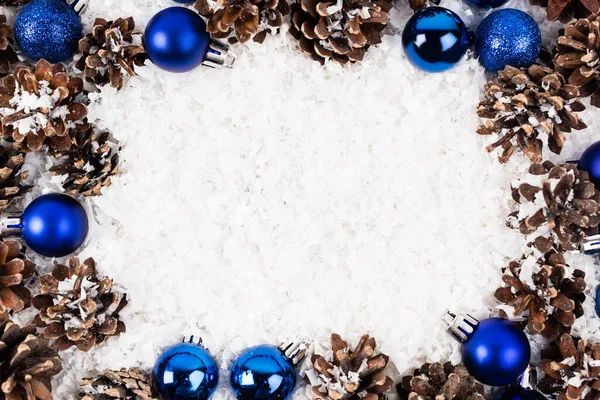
[496,387,546,400]
[475,9,541,72]
[579,141,600,188]
[230,345,297,400]
[402,7,470,73]
[21,194,88,258]
[465,0,508,7]
[462,318,530,386]
[14,0,83,63]
[144,7,210,73]
[153,343,219,400]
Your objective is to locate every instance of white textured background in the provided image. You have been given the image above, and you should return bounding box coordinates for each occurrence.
[9,0,600,397]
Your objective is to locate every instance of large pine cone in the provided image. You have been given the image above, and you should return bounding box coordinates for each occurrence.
[529,0,599,23]
[49,126,119,197]
[76,17,147,90]
[0,146,31,212]
[308,333,393,400]
[0,319,62,400]
[0,16,18,78]
[32,257,128,352]
[397,362,484,400]
[0,240,35,322]
[477,65,586,164]
[494,251,586,342]
[0,60,89,153]
[77,368,157,400]
[289,0,392,64]
[554,14,600,108]
[194,0,291,44]
[537,333,600,399]
[507,161,600,255]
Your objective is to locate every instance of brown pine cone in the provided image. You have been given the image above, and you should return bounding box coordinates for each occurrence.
[0,240,35,322]
[289,0,392,64]
[32,256,128,352]
[0,16,18,78]
[49,125,119,197]
[408,0,440,11]
[529,0,599,23]
[397,362,484,400]
[477,65,586,164]
[0,319,62,400]
[309,333,393,400]
[0,145,31,212]
[0,0,30,6]
[494,251,586,342]
[507,161,600,254]
[194,0,291,44]
[537,333,600,399]
[0,59,89,153]
[76,17,147,90]
[77,368,158,400]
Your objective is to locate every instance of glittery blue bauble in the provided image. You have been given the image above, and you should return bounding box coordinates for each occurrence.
[144,7,210,73]
[153,343,219,400]
[462,318,530,387]
[14,0,82,63]
[475,8,541,72]
[230,345,297,400]
[402,7,470,73]
[21,194,88,258]
[464,0,508,7]
[496,387,546,400]
[579,141,600,188]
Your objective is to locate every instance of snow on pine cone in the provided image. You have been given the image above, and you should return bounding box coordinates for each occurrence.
[397,362,484,400]
[494,250,586,342]
[289,0,392,64]
[0,16,18,78]
[0,145,31,212]
[32,257,128,352]
[529,0,599,23]
[507,161,600,255]
[0,59,89,153]
[476,65,586,164]
[307,333,393,400]
[77,368,157,400]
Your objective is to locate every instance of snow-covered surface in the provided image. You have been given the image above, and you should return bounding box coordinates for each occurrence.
[7,0,600,398]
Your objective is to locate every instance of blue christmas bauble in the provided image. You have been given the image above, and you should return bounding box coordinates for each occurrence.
[402,7,470,73]
[144,7,211,73]
[14,0,82,63]
[21,194,88,258]
[579,141,600,188]
[465,0,508,7]
[462,318,530,386]
[475,9,541,72]
[153,342,219,400]
[496,387,546,400]
[230,345,297,400]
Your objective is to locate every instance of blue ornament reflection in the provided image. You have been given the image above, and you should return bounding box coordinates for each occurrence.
[462,318,530,386]
[153,342,219,400]
[402,7,470,73]
[464,0,508,7]
[21,194,88,258]
[144,7,211,73]
[496,386,546,400]
[230,345,297,400]
[579,140,600,188]
[475,8,541,72]
[14,0,82,63]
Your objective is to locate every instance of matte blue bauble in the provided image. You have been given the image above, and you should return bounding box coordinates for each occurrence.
[465,0,508,7]
[14,0,82,63]
[230,345,297,400]
[153,343,219,400]
[144,7,211,73]
[579,141,600,188]
[402,7,470,73]
[462,318,530,386]
[496,387,546,400]
[21,194,88,258]
[475,9,541,72]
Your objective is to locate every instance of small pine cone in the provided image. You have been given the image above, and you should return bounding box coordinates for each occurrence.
[494,251,586,342]
[507,161,600,254]
[76,17,147,90]
[49,125,119,197]
[0,319,63,399]
[77,368,158,400]
[397,362,484,400]
[0,240,35,322]
[476,65,587,164]
[32,256,128,352]
[537,333,600,399]
[0,59,89,153]
[0,145,31,212]
[194,0,291,44]
[0,16,18,78]
[529,0,599,23]
[309,333,393,400]
[289,0,392,64]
